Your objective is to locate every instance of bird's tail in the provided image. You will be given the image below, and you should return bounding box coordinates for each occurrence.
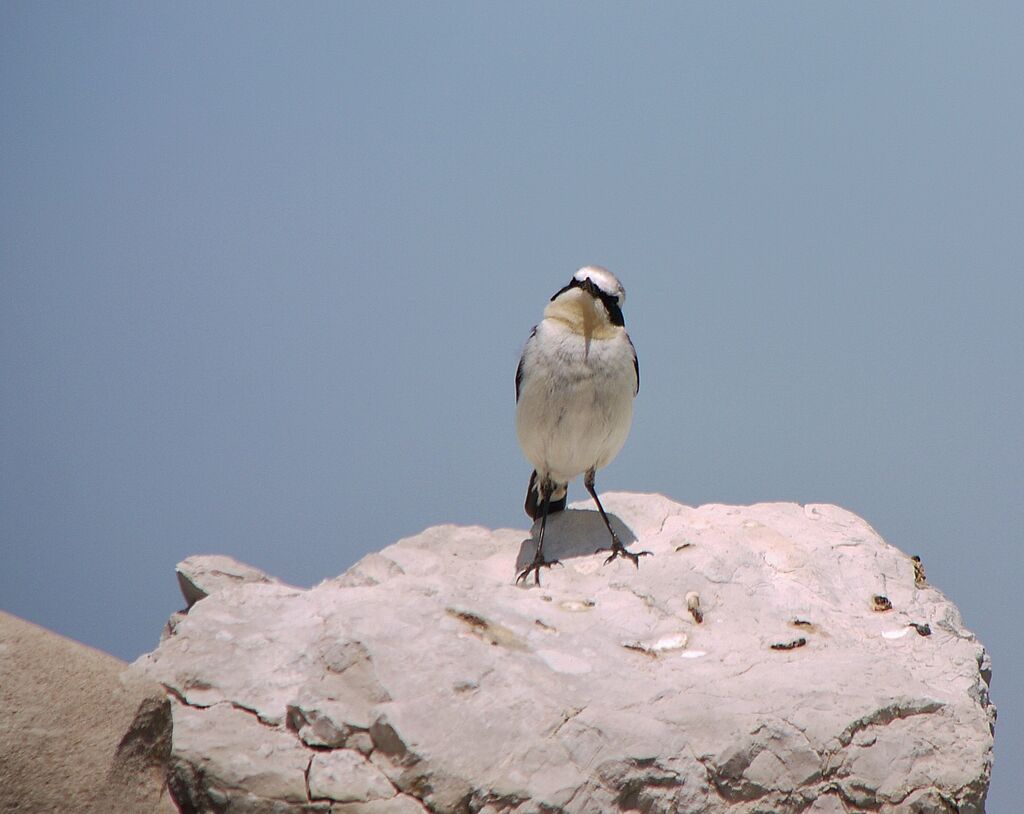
[524,470,568,519]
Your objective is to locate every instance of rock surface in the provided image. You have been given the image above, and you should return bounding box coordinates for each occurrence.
[176,554,280,610]
[132,493,995,813]
[0,611,176,814]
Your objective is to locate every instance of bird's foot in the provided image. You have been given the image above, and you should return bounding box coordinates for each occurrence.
[600,538,652,569]
[516,556,561,586]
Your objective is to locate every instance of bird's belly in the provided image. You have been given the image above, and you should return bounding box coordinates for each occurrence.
[516,377,633,484]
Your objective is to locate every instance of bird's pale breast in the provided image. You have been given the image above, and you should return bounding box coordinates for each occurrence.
[515,319,635,485]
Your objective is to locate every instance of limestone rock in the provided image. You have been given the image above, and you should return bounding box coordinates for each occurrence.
[176,553,280,609]
[0,611,176,814]
[132,494,995,813]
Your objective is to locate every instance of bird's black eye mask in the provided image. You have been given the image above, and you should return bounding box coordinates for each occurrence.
[550,277,625,327]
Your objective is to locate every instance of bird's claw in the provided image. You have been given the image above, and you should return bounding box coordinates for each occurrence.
[601,542,652,568]
[516,557,561,586]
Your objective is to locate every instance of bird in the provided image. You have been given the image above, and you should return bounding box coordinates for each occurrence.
[514,265,650,585]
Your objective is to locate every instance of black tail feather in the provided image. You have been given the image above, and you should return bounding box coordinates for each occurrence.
[524,470,568,519]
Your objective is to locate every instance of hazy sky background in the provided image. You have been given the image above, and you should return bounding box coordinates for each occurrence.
[2,3,1020,807]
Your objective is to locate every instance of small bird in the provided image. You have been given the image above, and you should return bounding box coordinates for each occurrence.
[514,265,649,584]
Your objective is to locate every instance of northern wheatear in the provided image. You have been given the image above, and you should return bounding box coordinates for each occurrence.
[514,266,649,584]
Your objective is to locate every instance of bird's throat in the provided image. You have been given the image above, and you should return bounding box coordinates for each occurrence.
[544,293,618,341]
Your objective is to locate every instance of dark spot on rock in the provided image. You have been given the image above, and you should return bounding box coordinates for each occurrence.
[771,638,807,651]
[447,609,488,629]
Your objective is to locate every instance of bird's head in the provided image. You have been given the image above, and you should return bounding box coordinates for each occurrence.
[545,266,627,335]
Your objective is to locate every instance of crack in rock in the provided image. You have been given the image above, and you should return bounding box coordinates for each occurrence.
[835,698,944,748]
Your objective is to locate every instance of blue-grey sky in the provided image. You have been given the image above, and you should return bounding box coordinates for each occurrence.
[2,3,1020,807]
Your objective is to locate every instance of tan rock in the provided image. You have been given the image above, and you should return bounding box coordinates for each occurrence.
[0,611,175,814]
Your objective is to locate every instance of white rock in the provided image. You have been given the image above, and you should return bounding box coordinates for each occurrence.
[134,494,995,813]
[175,554,280,609]
[308,749,395,803]
[168,700,310,807]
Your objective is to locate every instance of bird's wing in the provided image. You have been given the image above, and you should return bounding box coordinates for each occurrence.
[515,327,537,403]
[629,335,639,396]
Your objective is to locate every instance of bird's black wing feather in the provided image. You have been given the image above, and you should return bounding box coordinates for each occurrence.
[629,335,639,395]
[515,327,536,402]
[525,470,568,519]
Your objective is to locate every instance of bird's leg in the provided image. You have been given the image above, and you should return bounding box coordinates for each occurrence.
[585,468,652,568]
[517,476,561,586]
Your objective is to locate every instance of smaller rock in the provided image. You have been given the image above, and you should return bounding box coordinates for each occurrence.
[912,555,928,586]
[770,637,808,651]
[308,750,396,803]
[286,691,374,749]
[349,731,376,755]
[622,632,688,656]
[686,591,703,623]
[175,555,278,608]
[287,703,350,748]
[168,701,310,808]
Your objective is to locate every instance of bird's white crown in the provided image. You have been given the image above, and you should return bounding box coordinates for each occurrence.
[574,266,626,306]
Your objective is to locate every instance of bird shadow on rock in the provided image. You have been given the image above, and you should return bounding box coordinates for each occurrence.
[515,508,638,575]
